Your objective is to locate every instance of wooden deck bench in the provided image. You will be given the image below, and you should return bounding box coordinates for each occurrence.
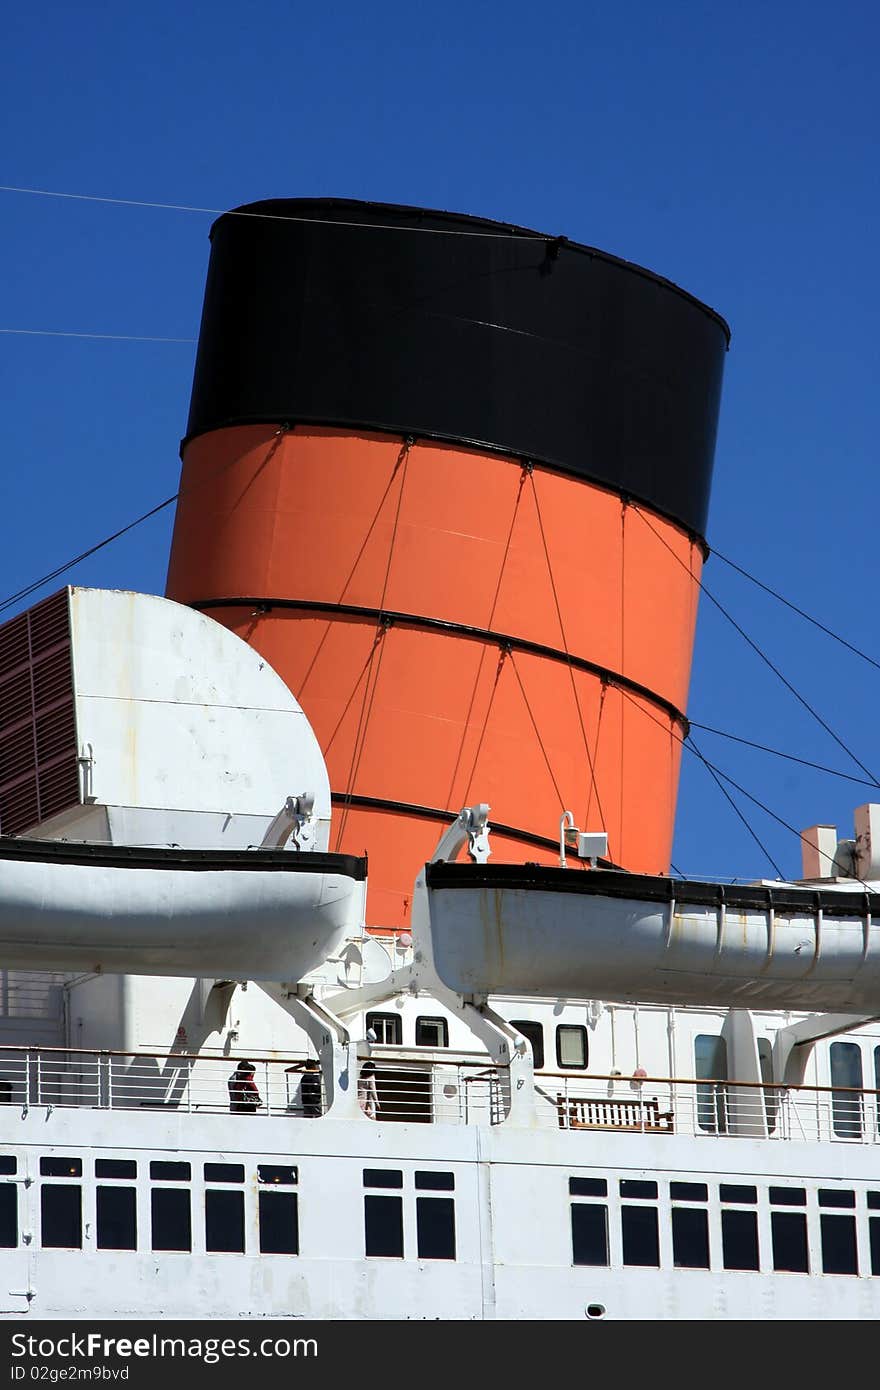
[556,1094,674,1133]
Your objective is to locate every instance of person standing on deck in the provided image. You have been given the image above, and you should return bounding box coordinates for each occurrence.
[228,1060,262,1113]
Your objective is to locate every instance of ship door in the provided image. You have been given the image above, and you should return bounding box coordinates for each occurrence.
[375,1066,432,1122]
[0,1158,34,1313]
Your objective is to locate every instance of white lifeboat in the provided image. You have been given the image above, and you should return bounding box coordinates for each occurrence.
[425,861,880,1013]
[0,838,365,980]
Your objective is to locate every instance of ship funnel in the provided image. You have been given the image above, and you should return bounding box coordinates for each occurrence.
[166,199,728,927]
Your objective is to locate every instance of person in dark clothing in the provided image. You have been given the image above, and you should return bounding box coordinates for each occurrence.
[299,1060,322,1117]
[228,1061,262,1113]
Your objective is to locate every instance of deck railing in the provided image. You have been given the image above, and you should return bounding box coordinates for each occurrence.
[0,1047,327,1118]
[0,1045,877,1143]
[0,1046,505,1125]
[547,1072,880,1144]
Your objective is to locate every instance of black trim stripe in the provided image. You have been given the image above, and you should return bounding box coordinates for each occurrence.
[0,838,367,879]
[425,860,880,914]
[329,792,619,866]
[191,597,689,732]
[179,423,711,557]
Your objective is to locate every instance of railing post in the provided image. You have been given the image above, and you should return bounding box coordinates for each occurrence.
[98,1054,110,1108]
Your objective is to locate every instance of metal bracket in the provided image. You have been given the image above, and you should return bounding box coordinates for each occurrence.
[430,804,491,865]
[260,794,317,851]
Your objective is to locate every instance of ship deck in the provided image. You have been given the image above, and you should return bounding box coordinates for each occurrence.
[0,1043,876,1147]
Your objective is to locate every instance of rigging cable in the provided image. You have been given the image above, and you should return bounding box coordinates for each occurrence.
[462,648,509,808]
[508,651,568,814]
[0,184,544,240]
[445,465,528,809]
[711,547,880,675]
[688,722,879,788]
[613,677,879,889]
[297,444,414,701]
[529,468,610,848]
[684,734,880,892]
[0,425,291,619]
[684,736,785,878]
[0,495,177,617]
[335,439,412,850]
[0,328,194,342]
[630,504,880,788]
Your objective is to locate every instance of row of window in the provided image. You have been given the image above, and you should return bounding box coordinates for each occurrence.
[9,1153,880,1275]
[570,1178,880,1276]
[0,1156,457,1261]
[0,1156,299,1255]
[366,1013,588,1069]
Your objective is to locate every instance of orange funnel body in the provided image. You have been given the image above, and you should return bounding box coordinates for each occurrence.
[166,200,728,929]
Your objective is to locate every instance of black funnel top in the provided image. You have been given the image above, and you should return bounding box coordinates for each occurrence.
[185,198,728,539]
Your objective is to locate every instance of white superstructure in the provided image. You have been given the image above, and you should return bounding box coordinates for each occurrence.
[0,588,879,1320]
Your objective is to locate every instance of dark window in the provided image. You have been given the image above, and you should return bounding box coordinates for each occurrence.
[40,1157,82,1177]
[149,1161,190,1182]
[821,1214,858,1275]
[870,1218,880,1274]
[569,1177,608,1198]
[720,1184,757,1204]
[620,1180,658,1200]
[621,1206,660,1267]
[258,1191,298,1254]
[415,1017,448,1048]
[867,1191,880,1210]
[571,1204,609,1266]
[206,1189,245,1253]
[204,1163,245,1184]
[366,1012,402,1045]
[510,1021,544,1070]
[258,1165,297,1186]
[151,1188,191,1252]
[364,1195,404,1258]
[96,1187,136,1251]
[771,1212,809,1273]
[0,1157,16,1176]
[722,1210,760,1270]
[416,1197,456,1259]
[363,1169,403,1189]
[769,1186,806,1206]
[95,1160,136,1180]
[0,1186,16,1248]
[830,1041,863,1138]
[819,1189,855,1209]
[415,1172,454,1191]
[672,1207,710,1269]
[671,1182,708,1202]
[41,1186,82,1248]
[556,1025,588,1069]
[695,1033,727,1133]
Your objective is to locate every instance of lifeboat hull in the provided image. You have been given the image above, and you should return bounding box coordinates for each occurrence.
[0,840,366,980]
[425,862,880,1012]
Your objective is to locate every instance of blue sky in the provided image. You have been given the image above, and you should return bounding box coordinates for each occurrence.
[1,0,878,881]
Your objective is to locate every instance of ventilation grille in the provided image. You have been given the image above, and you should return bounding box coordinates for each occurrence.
[0,591,78,835]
